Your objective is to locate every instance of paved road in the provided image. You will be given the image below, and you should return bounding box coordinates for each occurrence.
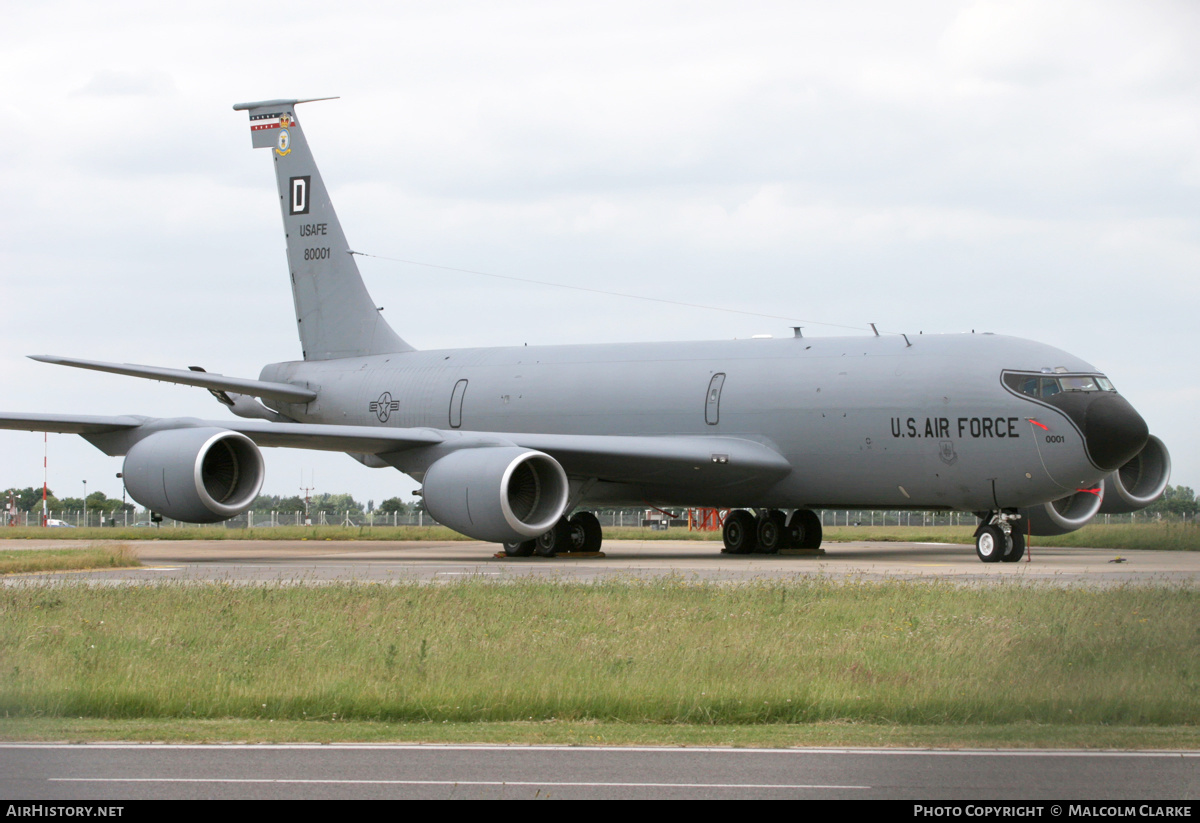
[2,744,1197,800]
[2,538,1198,587]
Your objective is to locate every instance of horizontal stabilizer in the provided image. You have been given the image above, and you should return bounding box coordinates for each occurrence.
[29,355,317,405]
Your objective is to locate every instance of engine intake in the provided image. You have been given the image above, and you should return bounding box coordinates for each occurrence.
[422,447,569,543]
[1019,486,1104,536]
[1100,434,1171,514]
[123,428,265,523]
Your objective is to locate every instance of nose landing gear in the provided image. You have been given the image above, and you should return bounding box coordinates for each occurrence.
[974,512,1026,563]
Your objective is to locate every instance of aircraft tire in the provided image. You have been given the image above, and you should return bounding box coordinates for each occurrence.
[783,513,804,549]
[565,519,588,552]
[975,525,1008,563]
[757,510,787,554]
[796,509,822,549]
[535,518,571,557]
[569,511,603,552]
[503,540,535,557]
[1002,528,1026,562]
[722,510,758,554]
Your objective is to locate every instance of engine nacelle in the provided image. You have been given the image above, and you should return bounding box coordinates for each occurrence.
[123,428,265,523]
[421,447,569,543]
[1018,487,1104,536]
[1100,434,1171,514]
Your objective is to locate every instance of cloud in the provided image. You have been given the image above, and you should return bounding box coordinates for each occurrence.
[0,0,1196,502]
[72,69,176,97]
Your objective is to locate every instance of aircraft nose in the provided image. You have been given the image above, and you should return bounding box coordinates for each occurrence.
[1079,393,1149,472]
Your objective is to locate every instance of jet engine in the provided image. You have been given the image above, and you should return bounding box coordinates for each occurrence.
[123,428,265,523]
[421,447,569,543]
[1019,487,1105,536]
[1099,435,1171,514]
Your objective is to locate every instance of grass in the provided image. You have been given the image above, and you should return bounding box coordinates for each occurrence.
[2,579,1197,733]
[0,544,140,575]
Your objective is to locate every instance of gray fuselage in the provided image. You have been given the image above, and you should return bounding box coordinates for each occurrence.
[260,331,1106,513]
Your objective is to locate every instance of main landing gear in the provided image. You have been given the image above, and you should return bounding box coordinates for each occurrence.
[504,508,826,558]
[721,509,823,555]
[502,511,603,558]
[974,511,1026,563]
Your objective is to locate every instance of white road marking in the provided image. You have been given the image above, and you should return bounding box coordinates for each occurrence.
[49,777,869,790]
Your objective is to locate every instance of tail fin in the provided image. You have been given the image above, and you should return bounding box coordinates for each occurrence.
[233,98,413,360]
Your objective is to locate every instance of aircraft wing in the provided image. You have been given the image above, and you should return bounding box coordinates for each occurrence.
[233,422,790,485]
[215,419,444,453]
[0,412,147,435]
[0,413,790,485]
[498,431,792,486]
[213,423,791,486]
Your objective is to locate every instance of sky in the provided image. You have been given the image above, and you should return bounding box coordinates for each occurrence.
[1,0,1197,509]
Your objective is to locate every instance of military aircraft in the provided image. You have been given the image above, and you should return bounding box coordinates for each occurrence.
[0,98,1171,562]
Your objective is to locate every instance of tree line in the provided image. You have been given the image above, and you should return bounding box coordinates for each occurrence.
[243,493,425,516]
[1142,485,1199,518]
[1,487,426,517]
[2,487,135,515]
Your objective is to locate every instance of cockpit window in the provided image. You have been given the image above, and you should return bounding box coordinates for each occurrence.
[1060,376,1100,392]
[1004,372,1116,399]
[1015,376,1040,396]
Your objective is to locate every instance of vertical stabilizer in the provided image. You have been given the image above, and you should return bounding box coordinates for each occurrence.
[233,98,413,360]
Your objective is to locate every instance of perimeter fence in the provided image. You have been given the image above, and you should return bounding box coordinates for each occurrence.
[7,507,1188,531]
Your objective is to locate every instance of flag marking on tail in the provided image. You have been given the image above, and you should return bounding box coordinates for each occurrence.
[248,112,293,131]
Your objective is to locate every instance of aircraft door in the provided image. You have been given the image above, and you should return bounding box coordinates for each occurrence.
[449,379,468,428]
[705,373,726,425]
